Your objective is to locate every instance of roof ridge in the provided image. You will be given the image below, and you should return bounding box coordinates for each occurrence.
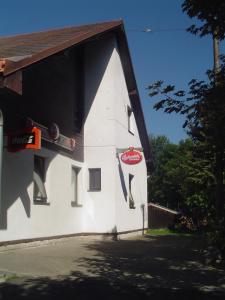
[0,20,123,40]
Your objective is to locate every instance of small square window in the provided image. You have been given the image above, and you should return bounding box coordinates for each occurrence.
[33,155,47,203]
[89,168,101,191]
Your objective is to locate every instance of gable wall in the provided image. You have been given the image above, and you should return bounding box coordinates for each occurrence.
[113,41,148,232]
[83,35,117,233]
[83,34,148,233]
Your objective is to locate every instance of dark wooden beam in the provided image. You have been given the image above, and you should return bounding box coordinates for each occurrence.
[0,71,22,95]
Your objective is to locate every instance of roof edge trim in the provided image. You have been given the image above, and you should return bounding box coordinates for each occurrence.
[2,21,123,76]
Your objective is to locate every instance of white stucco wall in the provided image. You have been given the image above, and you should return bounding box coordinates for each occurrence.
[83,35,148,234]
[0,148,86,242]
[113,43,148,232]
[83,36,117,233]
[0,33,148,242]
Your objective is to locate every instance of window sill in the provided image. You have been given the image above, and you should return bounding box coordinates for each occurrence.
[71,202,83,207]
[33,200,50,206]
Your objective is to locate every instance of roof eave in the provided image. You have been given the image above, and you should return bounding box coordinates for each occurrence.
[0,20,153,172]
[1,20,123,77]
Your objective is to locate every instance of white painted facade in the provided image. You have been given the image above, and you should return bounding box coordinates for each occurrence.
[0,34,148,243]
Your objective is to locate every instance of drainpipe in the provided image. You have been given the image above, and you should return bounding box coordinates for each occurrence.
[0,60,5,212]
[0,110,3,211]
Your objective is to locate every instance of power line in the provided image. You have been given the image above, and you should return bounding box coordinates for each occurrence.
[128,28,186,33]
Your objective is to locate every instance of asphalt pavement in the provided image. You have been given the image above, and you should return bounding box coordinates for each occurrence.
[0,234,224,299]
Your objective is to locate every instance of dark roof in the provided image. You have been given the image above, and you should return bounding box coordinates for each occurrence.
[0,20,153,171]
[0,20,123,76]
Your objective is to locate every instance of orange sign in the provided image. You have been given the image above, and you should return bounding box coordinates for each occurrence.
[8,127,41,152]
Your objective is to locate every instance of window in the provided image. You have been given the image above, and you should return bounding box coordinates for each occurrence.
[127,105,135,134]
[33,155,47,203]
[89,168,101,191]
[129,174,135,209]
[71,166,82,206]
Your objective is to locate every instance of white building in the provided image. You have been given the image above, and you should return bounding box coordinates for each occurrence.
[0,20,152,244]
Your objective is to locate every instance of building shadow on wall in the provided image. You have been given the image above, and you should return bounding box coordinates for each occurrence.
[117,156,127,202]
[83,36,115,125]
[0,36,115,232]
[0,151,56,231]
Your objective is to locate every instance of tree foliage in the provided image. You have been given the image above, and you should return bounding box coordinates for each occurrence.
[149,136,214,228]
[148,57,225,218]
[182,0,225,39]
[148,0,225,253]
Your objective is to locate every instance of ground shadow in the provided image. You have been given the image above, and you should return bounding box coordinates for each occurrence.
[0,235,225,299]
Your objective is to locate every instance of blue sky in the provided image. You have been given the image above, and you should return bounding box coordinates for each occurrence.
[1,0,224,143]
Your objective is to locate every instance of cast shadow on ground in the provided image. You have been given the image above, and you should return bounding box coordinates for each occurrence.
[0,235,225,299]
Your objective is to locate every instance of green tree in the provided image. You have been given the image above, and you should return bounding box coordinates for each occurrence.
[149,134,170,171]
[182,0,225,40]
[148,0,225,222]
[149,136,214,228]
[148,136,180,209]
[181,0,225,219]
[178,140,214,227]
[148,56,225,219]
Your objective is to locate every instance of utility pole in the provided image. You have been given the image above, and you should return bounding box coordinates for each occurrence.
[213,29,224,220]
[213,29,220,75]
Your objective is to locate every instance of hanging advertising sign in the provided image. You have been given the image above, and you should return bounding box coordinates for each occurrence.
[8,127,41,152]
[121,147,142,165]
[25,119,76,152]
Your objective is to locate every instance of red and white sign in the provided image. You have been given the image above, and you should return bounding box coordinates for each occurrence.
[8,127,41,152]
[121,148,142,165]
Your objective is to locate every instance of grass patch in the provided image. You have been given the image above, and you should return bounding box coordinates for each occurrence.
[0,273,18,283]
[147,228,193,237]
